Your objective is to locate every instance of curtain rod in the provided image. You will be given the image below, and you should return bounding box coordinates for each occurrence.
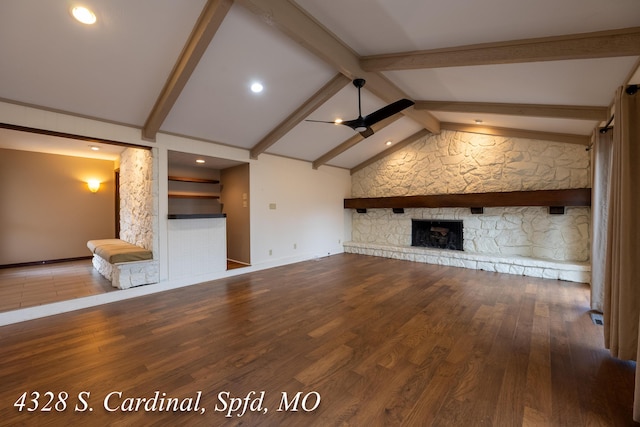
[598,84,638,135]
[599,114,615,134]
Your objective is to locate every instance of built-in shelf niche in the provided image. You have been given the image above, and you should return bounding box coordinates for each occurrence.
[168,175,222,215]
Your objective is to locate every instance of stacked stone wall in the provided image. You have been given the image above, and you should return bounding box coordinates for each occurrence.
[350,130,591,265]
[352,130,590,197]
[119,148,157,251]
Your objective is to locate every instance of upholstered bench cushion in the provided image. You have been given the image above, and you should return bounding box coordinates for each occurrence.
[87,239,153,263]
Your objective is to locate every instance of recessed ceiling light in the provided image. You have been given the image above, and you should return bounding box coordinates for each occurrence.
[385,140,392,146]
[71,6,97,25]
[250,82,263,93]
[475,119,483,124]
[334,118,343,124]
[196,159,205,164]
[90,145,100,151]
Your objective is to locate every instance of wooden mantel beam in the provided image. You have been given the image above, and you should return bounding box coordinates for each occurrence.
[142,0,233,141]
[360,27,640,71]
[344,189,591,210]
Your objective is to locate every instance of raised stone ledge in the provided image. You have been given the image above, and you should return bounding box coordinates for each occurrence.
[343,241,591,284]
[92,255,159,290]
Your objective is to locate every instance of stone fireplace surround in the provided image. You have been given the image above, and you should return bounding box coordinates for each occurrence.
[346,129,593,284]
[344,206,591,284]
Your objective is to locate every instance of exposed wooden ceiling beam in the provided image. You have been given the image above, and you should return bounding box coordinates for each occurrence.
[142,0,233,142]
[312,115,401,169]
[250,74,349,159]
[414,101,609,121]
[236,0,440,134]
[441,122,590,146]
[361,27,640,71]
[350,129,430,175]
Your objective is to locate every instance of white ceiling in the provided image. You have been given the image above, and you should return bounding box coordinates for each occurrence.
[0,0,639,169]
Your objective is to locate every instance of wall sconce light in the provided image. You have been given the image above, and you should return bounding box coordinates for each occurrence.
[87,179,101,193]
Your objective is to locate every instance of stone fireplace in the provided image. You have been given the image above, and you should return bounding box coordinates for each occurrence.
[345,129,593,284]
[412,219,463,251]
[345,206,591,283]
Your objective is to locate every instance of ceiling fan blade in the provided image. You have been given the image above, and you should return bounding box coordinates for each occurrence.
[362,98,414,127]
[359,127,374,138]
[305,119,339,124]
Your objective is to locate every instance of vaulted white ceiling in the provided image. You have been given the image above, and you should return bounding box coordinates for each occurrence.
[1,0,639,170]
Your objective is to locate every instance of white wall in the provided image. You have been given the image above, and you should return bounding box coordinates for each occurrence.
[0,101,352,324]
[249,154,351,268]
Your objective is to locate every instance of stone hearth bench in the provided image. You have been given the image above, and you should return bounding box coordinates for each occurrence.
[343,241,591,284]
[87,239,159,289]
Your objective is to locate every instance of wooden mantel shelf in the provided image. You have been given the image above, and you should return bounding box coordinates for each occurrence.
[344,188,591,209]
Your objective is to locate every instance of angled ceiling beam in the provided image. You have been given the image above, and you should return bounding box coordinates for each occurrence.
[235,0,440,134]
[414,101,609,121]
[351,129,431,175]
[250,73,349,159]
[142,0,233,141]
[361,27,640,71]
[312,115,401,169]
[441,122,590,146]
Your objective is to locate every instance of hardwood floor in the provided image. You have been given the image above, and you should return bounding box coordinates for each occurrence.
[0,259,115,313]
[0,254,635,426]
[0,259,249,313]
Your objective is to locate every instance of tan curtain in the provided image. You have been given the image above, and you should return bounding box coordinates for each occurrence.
[590,129,613,312]
[600,86,640,421]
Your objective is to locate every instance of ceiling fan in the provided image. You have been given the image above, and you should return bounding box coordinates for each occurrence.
[306,78,415,138]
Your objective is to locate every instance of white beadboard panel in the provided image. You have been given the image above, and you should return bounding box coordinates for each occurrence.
[168,218,227,280]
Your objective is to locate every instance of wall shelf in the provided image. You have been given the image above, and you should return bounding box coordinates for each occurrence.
[168,175,219,184]
[168,174,221,215]
[344,188,591,210]
[168,194,219,199]
[168,213,226,219]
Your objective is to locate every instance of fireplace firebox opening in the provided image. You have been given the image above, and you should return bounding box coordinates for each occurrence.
[411,219,463,251]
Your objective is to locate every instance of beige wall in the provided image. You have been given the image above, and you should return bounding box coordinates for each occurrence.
[0,148,115,265]
[221,163,250,264]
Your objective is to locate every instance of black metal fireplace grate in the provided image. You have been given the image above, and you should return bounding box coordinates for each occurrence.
[411,219,463,251]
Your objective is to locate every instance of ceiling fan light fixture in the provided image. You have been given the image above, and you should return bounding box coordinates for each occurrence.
[71,6,97,25]
[304,79,413,139]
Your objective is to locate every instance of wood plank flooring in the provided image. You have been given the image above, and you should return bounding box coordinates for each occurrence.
[0,259,248,313]
[0,253,635,426]
[0,260,115,312]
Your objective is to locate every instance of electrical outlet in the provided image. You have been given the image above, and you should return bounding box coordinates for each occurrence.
[293,243,297,249]
[269,249,272,256]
